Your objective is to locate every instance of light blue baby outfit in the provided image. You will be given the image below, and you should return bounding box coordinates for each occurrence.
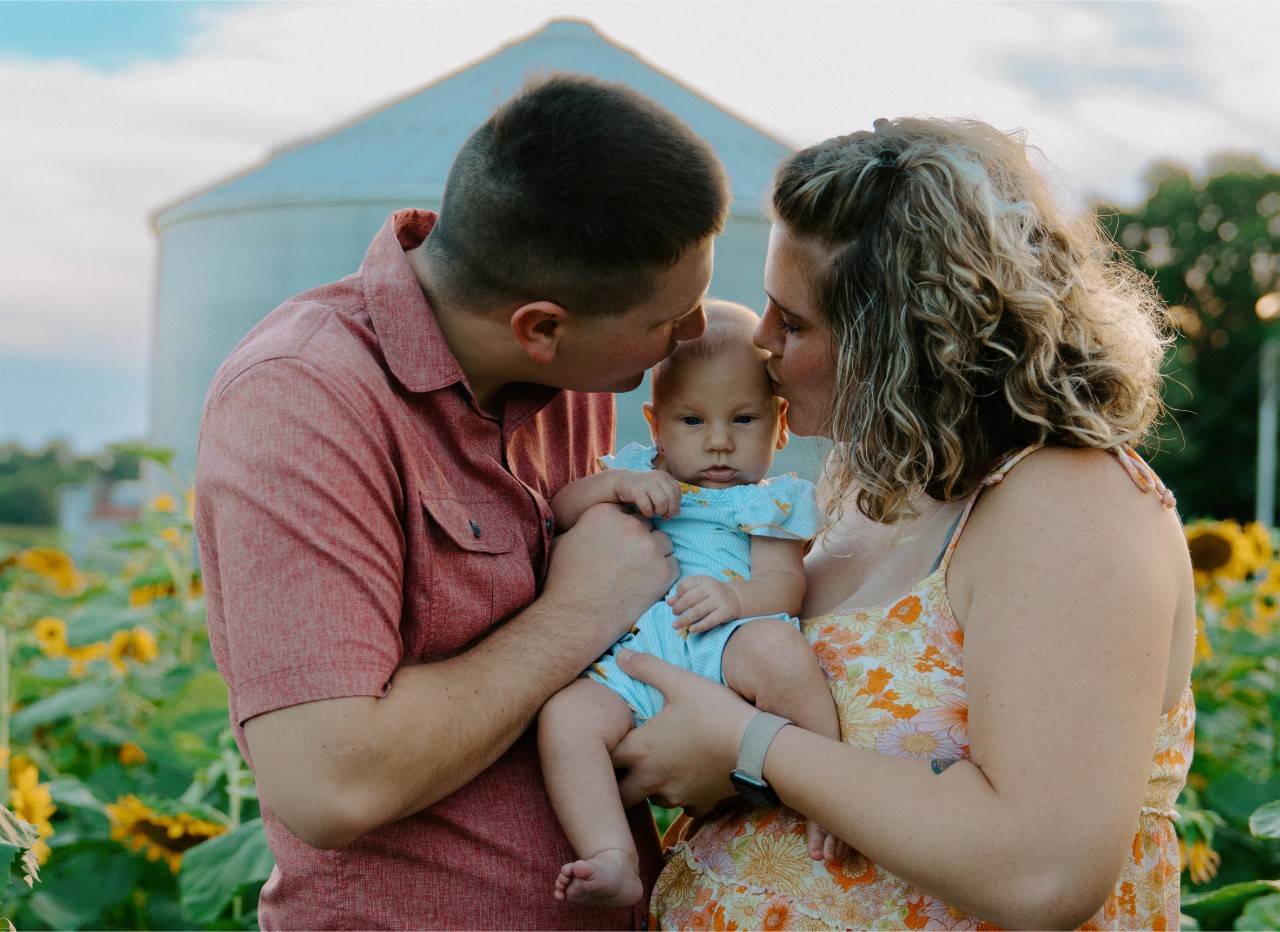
[587,443,820,723]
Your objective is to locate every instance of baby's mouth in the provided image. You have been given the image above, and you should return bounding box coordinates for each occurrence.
[702,466,738,482]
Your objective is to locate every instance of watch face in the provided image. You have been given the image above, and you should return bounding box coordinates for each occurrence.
[731,770,780,808]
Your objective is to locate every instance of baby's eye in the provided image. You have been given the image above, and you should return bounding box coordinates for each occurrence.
[680,416,703,426]
[733,415,757,425]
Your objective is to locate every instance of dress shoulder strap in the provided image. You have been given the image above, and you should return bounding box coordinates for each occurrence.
[936,443,1176,572]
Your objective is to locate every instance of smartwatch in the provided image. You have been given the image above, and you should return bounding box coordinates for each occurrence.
[729,712,792,808]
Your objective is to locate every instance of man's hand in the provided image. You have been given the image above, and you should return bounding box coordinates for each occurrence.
[609,469,683,519]
[545,503,678,653]
[668,575,743,633]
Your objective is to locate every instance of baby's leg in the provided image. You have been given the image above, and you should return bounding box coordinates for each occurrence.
[722,619,849,861]
[537,677,642,907]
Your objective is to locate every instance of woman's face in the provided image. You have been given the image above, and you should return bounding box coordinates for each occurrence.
[755,223,838,438]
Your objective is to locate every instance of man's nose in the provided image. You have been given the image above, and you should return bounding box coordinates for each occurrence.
[675,305,707,342]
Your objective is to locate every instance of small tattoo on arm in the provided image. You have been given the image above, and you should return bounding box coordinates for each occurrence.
[931,757,960,775]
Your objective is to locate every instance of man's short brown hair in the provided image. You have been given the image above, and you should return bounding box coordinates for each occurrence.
[426,73,731,316]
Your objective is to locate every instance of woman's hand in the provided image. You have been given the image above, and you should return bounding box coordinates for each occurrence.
[609,650,757,814]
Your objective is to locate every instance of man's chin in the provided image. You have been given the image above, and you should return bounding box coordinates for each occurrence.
[608,372,647,393]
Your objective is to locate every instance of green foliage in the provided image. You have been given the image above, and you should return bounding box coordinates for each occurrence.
[0,460,270,930]
[0,441,143,528]
[180,819,273,924]
[1098,156,1280,520]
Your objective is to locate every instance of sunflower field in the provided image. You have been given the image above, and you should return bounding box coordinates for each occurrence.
[1,450,1280,929]
[0,448,270,930]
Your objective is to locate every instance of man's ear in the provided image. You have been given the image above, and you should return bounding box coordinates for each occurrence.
[775,398,790,450]
[509,301,571,365]
[642,402,662,449]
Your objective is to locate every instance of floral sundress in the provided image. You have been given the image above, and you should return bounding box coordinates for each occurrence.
[650,446,1194,931]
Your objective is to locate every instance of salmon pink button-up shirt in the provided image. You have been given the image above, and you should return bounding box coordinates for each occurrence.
[194,209,659,929]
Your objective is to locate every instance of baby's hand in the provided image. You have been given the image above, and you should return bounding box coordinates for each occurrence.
[668,576,742,633]
[611,469,682,519]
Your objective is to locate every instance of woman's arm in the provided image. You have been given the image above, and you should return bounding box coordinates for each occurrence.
[613,449,1188,929]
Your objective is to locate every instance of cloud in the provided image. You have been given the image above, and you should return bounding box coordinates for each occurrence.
[1,0,1278,449]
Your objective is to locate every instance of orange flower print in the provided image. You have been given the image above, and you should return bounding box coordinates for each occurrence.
[860,667,893,695]
[887,594,922,625]
[915,644,963,677]
[757,897,795,931]
[827,851,877,889]
[913,696,969,743]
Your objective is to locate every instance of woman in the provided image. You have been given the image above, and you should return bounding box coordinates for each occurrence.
[610,118,1195,929]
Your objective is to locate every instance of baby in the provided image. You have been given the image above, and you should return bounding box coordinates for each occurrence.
[538,300,845,907]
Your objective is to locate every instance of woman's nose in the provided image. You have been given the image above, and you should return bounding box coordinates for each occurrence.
[753,308,779,354]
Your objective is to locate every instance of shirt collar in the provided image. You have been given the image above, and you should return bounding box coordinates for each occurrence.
[361,209,464,395]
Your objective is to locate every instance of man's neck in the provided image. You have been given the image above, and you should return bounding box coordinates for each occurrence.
[406,245,530,415]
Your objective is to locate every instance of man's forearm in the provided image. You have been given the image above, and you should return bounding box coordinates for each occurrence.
[336,591,617,835]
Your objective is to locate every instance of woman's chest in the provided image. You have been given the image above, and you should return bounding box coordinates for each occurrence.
[801,585,970,758]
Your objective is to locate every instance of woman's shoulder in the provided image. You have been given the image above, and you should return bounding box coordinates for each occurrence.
[954,445,1187,585]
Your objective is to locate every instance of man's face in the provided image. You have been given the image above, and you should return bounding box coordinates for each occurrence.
[559,241,714,393]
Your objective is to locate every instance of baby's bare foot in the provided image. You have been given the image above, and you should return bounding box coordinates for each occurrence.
[807,819,851,862]
[553,847,643,907]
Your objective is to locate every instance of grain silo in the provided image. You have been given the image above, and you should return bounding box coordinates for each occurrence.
[150,19,822,479]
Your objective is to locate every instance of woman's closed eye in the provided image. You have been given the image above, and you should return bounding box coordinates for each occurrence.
[775,315,800,335]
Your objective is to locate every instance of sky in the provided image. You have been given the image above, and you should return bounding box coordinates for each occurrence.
[2,0,1279,452]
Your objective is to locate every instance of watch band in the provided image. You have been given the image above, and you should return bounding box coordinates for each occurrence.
[735,712,793,780]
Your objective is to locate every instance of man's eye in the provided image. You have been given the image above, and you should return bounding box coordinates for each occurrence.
[680,416,703,426]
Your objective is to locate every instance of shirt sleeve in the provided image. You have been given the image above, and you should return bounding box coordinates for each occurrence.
[734,474,822,541]
[195,357,404,726]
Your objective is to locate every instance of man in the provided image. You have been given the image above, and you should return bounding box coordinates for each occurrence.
[194,74,729,929]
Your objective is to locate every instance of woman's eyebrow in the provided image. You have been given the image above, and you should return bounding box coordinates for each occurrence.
[766,292,803,319]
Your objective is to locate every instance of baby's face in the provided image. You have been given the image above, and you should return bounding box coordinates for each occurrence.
[646,346,785,489]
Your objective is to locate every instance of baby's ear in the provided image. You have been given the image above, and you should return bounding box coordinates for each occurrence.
[642,402,662,448]
[775,398,790,451]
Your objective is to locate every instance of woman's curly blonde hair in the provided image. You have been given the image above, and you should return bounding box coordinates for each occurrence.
[772,117,1173,524]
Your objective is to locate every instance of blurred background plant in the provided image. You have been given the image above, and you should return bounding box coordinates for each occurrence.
[0,447,271,930]
[1177,518,1280,930]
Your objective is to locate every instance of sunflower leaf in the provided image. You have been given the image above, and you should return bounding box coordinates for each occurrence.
[10,683,115,740]
[1249,799,1280,839]
[179,818,274,924]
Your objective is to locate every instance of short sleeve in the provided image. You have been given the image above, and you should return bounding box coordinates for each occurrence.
[596,442,658,473]
[194,358,403,727]
[734,474,821,540]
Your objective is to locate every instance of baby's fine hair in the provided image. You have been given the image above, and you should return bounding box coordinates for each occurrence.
[651,300,768,401]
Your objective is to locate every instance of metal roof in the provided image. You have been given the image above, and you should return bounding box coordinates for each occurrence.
[153,18,793,230]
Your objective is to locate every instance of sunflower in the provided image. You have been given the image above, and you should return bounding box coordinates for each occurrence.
[106,626,160,673]
[106,795,227,872]
[16,547,84,596]
[9,757,56,864]
[1179,837,1221,885]
[33,616,68,656]
[158,527,184,549]
[67,642,107,677]
[149,493,177,513]
[1185,521,1255,588]
[118,743,148,766]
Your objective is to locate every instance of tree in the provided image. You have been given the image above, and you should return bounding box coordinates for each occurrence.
[1098,155,1280,520]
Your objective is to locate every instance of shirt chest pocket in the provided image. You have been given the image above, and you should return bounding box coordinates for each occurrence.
[412,495,530,659]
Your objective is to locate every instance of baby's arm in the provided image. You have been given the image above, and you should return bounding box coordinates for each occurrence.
[669,536,806,633]
[551,469,683,531]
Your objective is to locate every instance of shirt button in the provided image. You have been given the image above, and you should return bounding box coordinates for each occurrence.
[545,516,555,535]
[469,520,482,538]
